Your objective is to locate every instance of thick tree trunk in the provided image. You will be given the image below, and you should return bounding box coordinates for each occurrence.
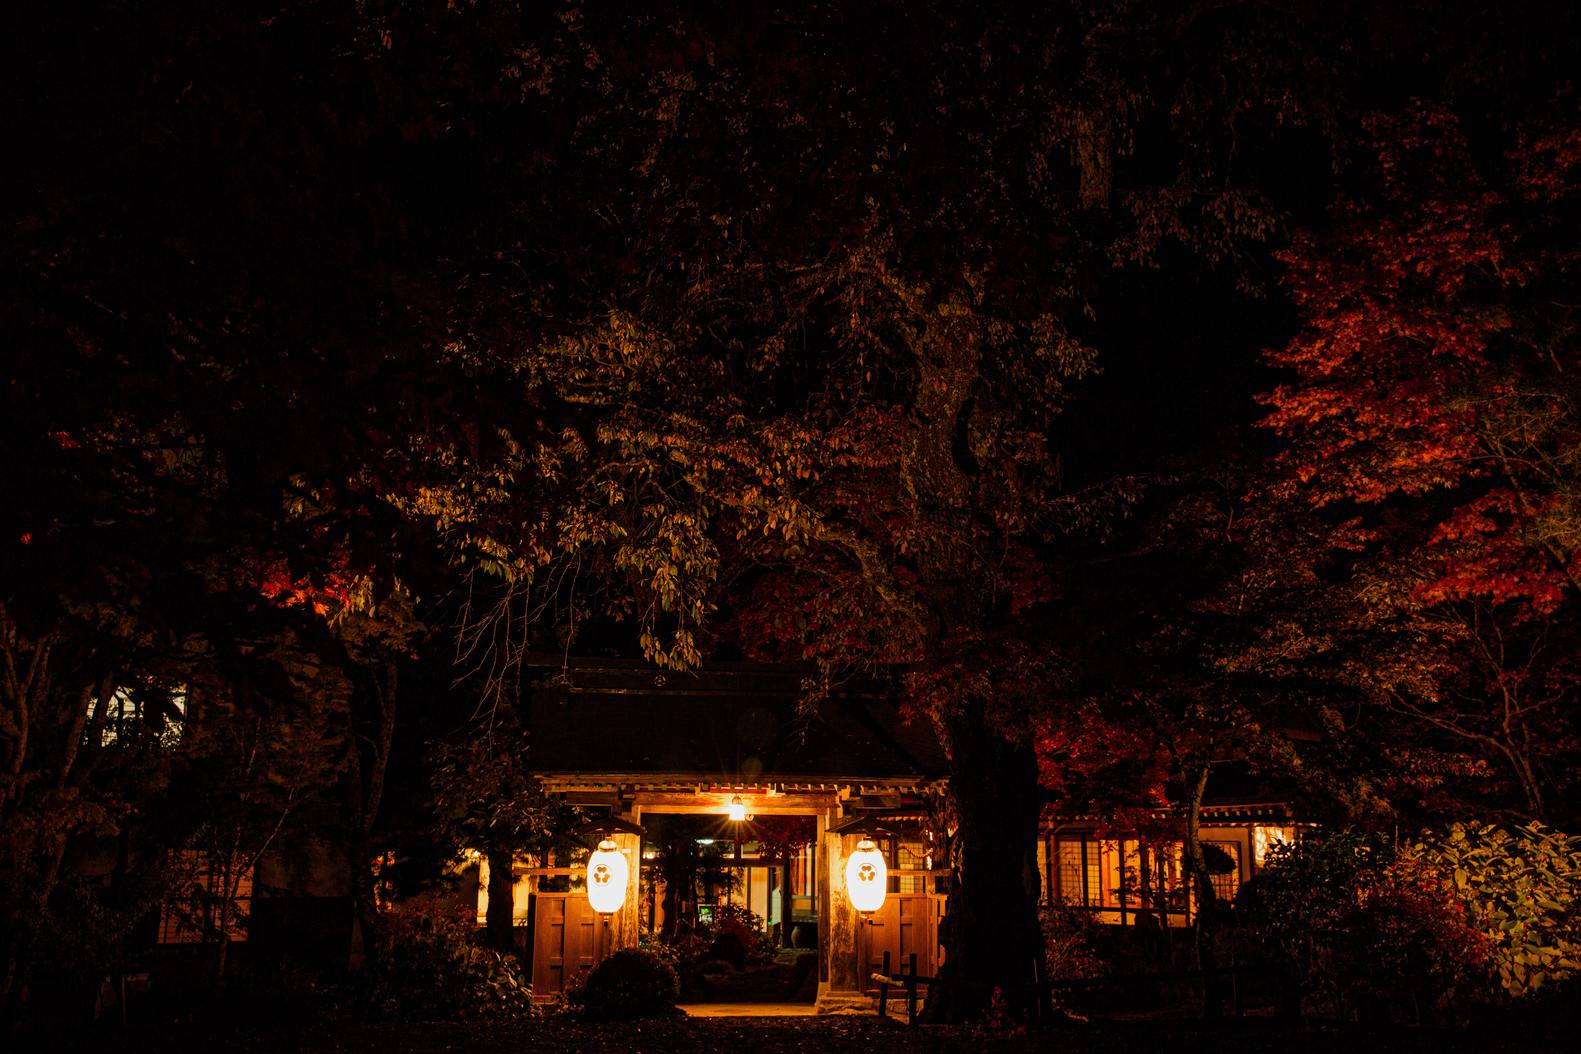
[485,844,517,954]
[1075,107,1113,209]
[898,304,1051,1023]
[922,705,1046,1024]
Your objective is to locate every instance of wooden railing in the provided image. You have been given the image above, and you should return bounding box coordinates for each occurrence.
[871,951,934,1024]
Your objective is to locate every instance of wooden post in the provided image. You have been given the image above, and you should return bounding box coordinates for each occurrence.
[879,950,891,1019]
[816,810,831,985]
[815,818,867,1013]
[906,952,918,1024]
[608,821,642,957]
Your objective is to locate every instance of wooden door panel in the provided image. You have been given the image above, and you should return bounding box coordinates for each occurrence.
[532,892,612,997]
[859,893,941,990]
[532,895,568,995]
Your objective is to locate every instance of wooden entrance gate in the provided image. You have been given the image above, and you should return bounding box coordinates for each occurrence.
[857,883,946,993]
[530,891,613,997]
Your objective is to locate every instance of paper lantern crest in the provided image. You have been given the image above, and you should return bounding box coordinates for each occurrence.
[586,838,629,916]
[844,837,888,915]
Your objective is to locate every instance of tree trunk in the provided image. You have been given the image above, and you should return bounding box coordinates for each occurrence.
[213,849,236,991]
[660,877,683,940]
[1501,739,1545,822]
[1182,763,1223,1019]
[922,704,1046,1024]
[485,844,517,954]
[350,663,398,971]
[1075,107,1113,209]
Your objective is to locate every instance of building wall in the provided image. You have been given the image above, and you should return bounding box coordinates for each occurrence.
[1040,822,1303,926]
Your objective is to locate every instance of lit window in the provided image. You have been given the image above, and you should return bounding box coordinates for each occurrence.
[895,839,929,893]
[1205,841,1240,902]
[158,850,251,944]
[1252,825,1297,867]
[100,685,185,748]
[1053,837,1125,908]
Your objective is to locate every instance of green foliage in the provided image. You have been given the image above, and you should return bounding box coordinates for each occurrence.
[1040,904,1106,992]
[1239,830,1393,959]
[358,891,534,1022]
[1349,855,1497,1011]
[636,930,681,966]
[1239,829,1497,1018]
[707,903,773,966]
[574,948,682,1021]
[646,902,772,971]
[1239,822,1581,1014]
[1407,822,1581,997]
[427,717,578,858]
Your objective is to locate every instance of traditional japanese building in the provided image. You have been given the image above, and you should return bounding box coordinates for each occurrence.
[481,655,948,1011]
[478,656,1310,1010]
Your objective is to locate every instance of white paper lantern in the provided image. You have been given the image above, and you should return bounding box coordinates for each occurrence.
[586,838,629,916]
[844,837,888,915]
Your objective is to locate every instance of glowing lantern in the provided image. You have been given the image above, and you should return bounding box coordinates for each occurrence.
[844,838,888,916]
[726,795,748,822]
[586,838,629,916]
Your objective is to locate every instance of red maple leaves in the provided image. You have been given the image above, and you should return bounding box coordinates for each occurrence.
[1263,103,1581,614]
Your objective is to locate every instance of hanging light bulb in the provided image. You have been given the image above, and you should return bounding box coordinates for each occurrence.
[585,838,629,917]
[727,795,748,823]
[844,837,888,916]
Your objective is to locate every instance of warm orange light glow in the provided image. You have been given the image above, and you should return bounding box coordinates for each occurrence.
[844,838,888,915]
[1253,825,1297,866]
[727,795,748,822]
[586,839,629,916]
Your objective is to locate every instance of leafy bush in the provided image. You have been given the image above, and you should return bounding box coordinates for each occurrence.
[1349,854,1497,1010]
[1239,829,1495,1020]
[649,903,772,968]
[1407,822,1581,998]
[357,891,533,1021]
[709,903,772,964]
[1237,830,1393,986]
[576,948,682,1021]
[1040,904,1105,982]
[636,930,681,965]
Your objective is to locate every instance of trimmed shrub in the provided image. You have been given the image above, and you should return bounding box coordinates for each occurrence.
[706,930,747,969]
[578,948,682,1021]
[1349,854,1497,1011]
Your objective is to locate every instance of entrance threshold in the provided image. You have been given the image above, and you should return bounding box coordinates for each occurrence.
[679,1002,827,1017]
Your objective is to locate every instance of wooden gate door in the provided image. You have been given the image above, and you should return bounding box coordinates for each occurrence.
[530,892,612,998]
[858,891,944,991]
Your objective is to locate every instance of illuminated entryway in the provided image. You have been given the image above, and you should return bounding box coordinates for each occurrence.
[517,778,946,1011]
[515,656,951,1009]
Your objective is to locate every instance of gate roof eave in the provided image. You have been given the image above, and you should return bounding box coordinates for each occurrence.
[536,771,947,797]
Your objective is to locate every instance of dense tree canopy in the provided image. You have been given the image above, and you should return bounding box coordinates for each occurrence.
[3,0,1581,1033]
